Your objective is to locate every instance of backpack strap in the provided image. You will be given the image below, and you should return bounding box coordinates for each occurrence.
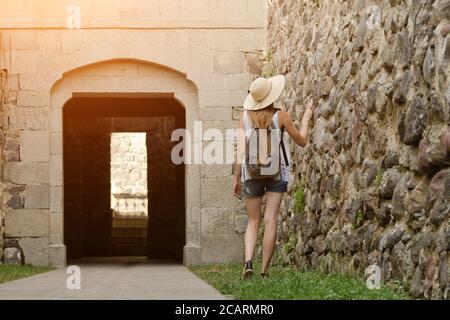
[280,129,290,166]
[274,111,290,167]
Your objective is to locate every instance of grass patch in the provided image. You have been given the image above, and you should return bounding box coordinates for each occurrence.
[375,170,383,187]
[353,210,365,229]
[190,263,409,300]
[293,186,305,215]
[0,264,55,284]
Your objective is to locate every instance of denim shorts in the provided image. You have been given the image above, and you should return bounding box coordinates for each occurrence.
[243,178,288,198]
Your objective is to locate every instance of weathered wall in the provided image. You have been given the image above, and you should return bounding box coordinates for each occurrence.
[0,0,266,266]
[265,0,449,299]
[0,0,266,29]
[111,132,148,217]
[0,69,5,263]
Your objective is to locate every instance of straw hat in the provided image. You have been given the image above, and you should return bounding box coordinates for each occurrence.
[243,75,285,111]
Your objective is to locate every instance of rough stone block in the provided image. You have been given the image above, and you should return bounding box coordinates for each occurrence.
[50,234,63,246]
[6,193,24,210]
[201,207,234,235]
[235,215,248,234]
[20,130,50,162]
[183,245,202,266]
[213,51,245,74]
[50,186,63,213]
[5,162,50,184]
[50,108,62,131]
[8,107,50,130]
[3,247,24,265]
[25,185,50,209]
[50,155,63,186]
[50,244,66,268]
[50,211,63,240]
[199,90,248,107]
[186,206,201,246]
[245,51,263,74]
[201,234,244,263]
[17,91,50,107]
[18,237,50,266]
[5,209,50,237]
[200,164,232,178]
[213,30,266,51]
[93,0,119,20]
[6,74,19,91]
[380,168,402,199]
[401,98,427,146]
[36,30,62,54]
[200,106,233,121]
[5,184,25,209]
[10,51,37,74]
[10,30,37,50]
[62,30,87,54]
[19,75,59,91]
[202,120,240,141]
[50,131,62,155]
[193,73,251,91]
[161,0,210,21]
[201,176,236,208]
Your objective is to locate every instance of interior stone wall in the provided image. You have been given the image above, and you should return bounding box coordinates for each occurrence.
[63,113,182,258]
[0,69,5,263]
[265,0,449,299]
[111,132,148,217]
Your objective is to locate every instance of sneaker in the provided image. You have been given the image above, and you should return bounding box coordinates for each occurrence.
[260,272,270,278]
[242,261,254,279]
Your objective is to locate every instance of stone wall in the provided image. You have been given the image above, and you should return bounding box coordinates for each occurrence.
[265,0,449,299]
[0,68,25,265]
[0,0,266,266]
[0,69,5,262]
[111,132,148,217]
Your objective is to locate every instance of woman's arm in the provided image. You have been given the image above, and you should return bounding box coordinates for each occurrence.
[279,100,314,147]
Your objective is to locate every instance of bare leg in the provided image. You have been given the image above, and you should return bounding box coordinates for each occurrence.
[261,192,283,274]
[245,197,262,262]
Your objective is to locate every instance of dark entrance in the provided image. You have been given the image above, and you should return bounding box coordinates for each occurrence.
[63,96,185,261]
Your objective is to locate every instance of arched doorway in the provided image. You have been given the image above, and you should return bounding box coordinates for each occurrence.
[49,59,201,266]
[63,96,185,261]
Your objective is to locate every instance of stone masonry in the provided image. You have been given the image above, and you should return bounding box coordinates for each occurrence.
[0,69,6,263]
[111,132,148,218]
[1,0,448,301]
[265,0,449,299]
[0,0,267,267]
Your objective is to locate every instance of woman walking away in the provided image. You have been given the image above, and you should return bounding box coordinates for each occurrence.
[233,75,314,279]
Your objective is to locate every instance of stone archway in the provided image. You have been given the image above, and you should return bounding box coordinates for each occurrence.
[49,59,201,266]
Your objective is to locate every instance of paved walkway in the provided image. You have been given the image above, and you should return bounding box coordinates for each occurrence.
[0,257,225,300]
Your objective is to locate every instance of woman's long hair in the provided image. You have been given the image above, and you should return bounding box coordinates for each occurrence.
[247,104,278,129]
